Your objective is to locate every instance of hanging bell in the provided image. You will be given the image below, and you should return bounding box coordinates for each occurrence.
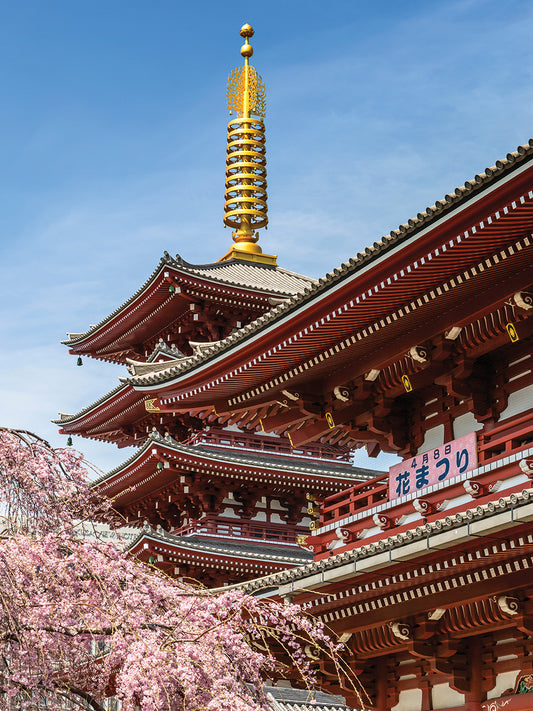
[148,555,155,565]
[168,285,176,294]
[76,357,83,366]
[156,461,164,471]
[67,436,73,446]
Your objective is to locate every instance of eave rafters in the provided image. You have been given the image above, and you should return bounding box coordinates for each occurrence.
[130,183,533,409]
[139,247,532,452]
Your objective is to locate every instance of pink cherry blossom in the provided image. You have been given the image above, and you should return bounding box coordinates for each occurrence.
[0,428,360,711]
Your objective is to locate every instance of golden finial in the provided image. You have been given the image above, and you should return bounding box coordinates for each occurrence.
[220,24,276,265]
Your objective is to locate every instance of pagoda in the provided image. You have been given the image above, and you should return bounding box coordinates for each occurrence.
[57,25,375,587]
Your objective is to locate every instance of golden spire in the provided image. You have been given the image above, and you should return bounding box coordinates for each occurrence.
[219,24,277,265]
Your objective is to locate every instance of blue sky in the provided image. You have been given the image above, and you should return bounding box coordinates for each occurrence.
[1,0,532,474]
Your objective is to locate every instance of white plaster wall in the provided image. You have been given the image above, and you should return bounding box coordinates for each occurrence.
[431,683,464,709]
[391,688,422,711]
[398,511,422,526]
[453,411,483,439]
[251,510,267,522]
[499,382,533,421]
[221,507,240,518]
[419,423,445,453]
[271,513,284,524]
[486,670,519,699]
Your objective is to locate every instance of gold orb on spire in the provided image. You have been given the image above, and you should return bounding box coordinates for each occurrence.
[219,24,276,265]
[240,23,254,37]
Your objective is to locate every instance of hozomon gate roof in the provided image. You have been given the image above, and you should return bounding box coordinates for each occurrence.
[118,141,533,453]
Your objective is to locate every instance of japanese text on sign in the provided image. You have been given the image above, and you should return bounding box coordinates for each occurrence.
[388,432,477,500]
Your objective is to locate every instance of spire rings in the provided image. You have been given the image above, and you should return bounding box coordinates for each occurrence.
[224,116,268,231]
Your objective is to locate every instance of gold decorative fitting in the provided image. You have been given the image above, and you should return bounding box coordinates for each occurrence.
[144,398,161,413]
[219,24,276,265]
[227,67,266,117]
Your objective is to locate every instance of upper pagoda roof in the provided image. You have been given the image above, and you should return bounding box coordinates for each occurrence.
[166,255,315,294]
[62,252,315,363]
[121,140,533,396]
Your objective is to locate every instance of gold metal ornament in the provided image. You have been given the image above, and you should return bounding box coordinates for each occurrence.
[227,66,266,118]
[219,24,276,265]
[144,398,161,412]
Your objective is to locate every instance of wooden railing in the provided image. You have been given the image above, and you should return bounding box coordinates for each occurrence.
[176,518,299,544]
[183,429,350,461]
[318,409,533,531]
[478,407,533,464]
[320,474,388,525]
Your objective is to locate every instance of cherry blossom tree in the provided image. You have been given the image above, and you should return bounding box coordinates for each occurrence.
[0,428,359,711]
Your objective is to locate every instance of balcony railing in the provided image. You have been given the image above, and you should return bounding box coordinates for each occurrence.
[317,408,533,531]
[176,518,300,544]
[478,407,533,464]
[183,429,350,461]
[320,474,388,526]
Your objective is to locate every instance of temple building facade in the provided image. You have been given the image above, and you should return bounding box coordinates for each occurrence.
[58,23,533,711]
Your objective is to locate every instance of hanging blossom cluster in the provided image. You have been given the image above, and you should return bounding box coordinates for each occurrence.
[0,429,359,711]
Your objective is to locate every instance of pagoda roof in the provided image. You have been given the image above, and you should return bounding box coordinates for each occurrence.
[63,252,316,362]
[265,686,356,711]
[120,140,533,405]
[53,382,142,436]
[129,525,311,567]
[93,429,378,503]
[54,343,182,433]
[166,255,315,294]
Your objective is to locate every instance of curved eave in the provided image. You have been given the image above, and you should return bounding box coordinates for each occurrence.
[53,383,146,442]
[63,253,315,360]
[92,432,378,503]
[129,529,311,567]
[124,147,533,405]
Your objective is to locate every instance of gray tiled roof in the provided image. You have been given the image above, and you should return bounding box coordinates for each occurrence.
[125,140,533,389]
[93,429,379,487]
[129,525,312,565]
[53,382,129,425]
[265,686,361,711]
[173,255,316,294]
[63,253,316,346]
